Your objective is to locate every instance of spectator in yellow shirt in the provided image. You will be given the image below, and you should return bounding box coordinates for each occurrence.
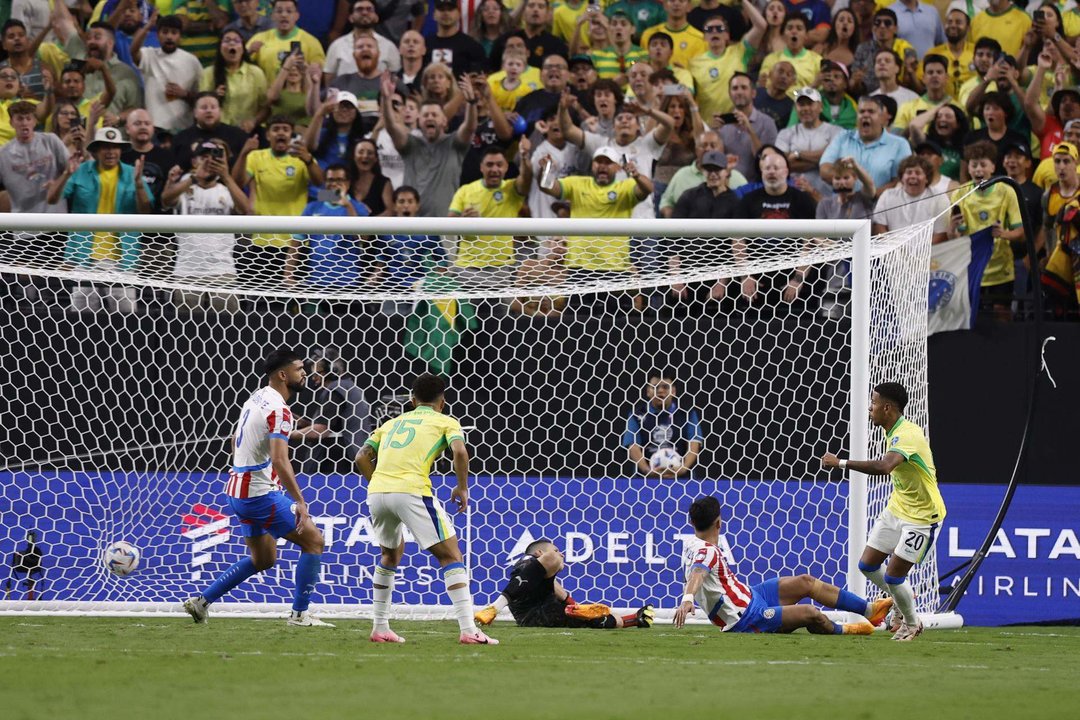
[248,0,327,83]
[971,0,1031,58]
[641,0,706,69]
[759,14,824,91]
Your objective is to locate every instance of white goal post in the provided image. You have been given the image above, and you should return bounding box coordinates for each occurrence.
[0,212,961,628]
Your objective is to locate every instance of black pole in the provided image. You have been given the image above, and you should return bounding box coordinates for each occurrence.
[938,175,1047,613]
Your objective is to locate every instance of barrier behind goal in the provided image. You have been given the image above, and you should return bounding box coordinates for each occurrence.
[0,214,958,626]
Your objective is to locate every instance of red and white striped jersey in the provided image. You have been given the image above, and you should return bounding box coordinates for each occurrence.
[225,386,294,499]
[682,537,753,631]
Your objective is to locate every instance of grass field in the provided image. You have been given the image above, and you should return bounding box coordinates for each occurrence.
[2,618,1078,719]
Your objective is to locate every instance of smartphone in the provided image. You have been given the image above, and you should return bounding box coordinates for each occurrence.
[587,0,599,12]
[316,188,342,203]
[717,112,738,124]
[291,133,303,145]
[290,41,302,55]
[662,84,685,96]
[68,58,86,72]
[76,116,86,129]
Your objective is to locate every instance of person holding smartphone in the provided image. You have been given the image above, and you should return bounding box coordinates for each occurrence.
[247,0,326,82]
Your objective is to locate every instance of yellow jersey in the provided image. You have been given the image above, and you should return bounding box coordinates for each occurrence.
[759,47,823,92]
[448,178,526,267]
[885,417,946,525]
[640,23,707,69]
[246,149,312,248]
[951,183,1022,286]
[893,94,955,132]
[925,41,975,99]
[249,27,327,84]
[488,67,542,111]
[559,176,639,271]
[690,41,754,119]
[365,406,466,496]
[971,6,1032,58]
[92,165,120,261]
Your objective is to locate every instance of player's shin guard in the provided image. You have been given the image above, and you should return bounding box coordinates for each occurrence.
[203,557,259,603]
[885,574,918,624]
[441,562,477,633]
[372,563,397,632]
[858,560,891,595]
[292,553,322,612]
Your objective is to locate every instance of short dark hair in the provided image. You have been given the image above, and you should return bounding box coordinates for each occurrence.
[647,368,675,382]
[7,100,36,118]
[873,8,898,22]
[729,71,752,89]
[648,32,673,49]
[261,348,303,377]
[591,78,622,100]
[974,37,1002,54]
[964,139,997,164]
[874,47,902,66]
[273,0,299,9]
[689,497,721,532]
[324,162,349,177]
[981,90,1014,122]
[897,154,933,179]
[2,19,26,35]
[480,144,507,161]
[525,538,553,555]
[922,53,948,73]
[89,21,116,36]
[268,114,295,129]
[412,373,447,403]
[781,13,807,32]
[157,14,184,31]
[874,382,908,412]
[393,185,420,202]
[858,94,886,112]
[194,90,221,104]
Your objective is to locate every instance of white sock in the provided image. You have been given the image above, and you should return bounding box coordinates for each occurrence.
[372,564,396,632]
[886,575,919,625]
[442,564,476,634]
[860,564,891,595]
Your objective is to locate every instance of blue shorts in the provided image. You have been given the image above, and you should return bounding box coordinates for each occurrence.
[728,578,784,633]
[228,491,296,539]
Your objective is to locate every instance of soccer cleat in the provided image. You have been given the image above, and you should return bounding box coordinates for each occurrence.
[565,602,611,621]
[287,611,335,627]
[370,629,406,643]
[886,606,904,633]
[892,621,924,642]
[459,629,500,645]
[182,596,209,624]
[842,622,875,635]
[635,604,656,628]
[475,606,498,626]
[866,597,894,627]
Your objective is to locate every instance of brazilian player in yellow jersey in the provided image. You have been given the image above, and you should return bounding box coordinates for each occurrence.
[821,382,945,643]
[355,373,498,646]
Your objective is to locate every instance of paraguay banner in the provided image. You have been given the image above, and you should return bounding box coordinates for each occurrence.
[928,228,994,336]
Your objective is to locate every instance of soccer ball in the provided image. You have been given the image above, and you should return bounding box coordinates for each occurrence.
[650,447,683,473]
[103,541,140,577]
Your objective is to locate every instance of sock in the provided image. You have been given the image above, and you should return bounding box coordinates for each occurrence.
[885,574,918,624]
[203,557,259,604]
[372,563,397,632]
[832,622,844,634]
[291,553,322,613]
[620,612,640,628]
[441,562,477,634]
[859,560,890,595]
[834,588,869,617]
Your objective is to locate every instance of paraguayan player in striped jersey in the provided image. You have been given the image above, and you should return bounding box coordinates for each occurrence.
[183,349,332,627]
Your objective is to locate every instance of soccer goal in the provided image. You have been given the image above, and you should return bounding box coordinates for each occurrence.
[0,212,960,628]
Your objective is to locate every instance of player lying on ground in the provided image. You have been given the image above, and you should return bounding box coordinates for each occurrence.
[474,539,654,629]
[356,373,497,645]
[672,496,892,634]
[184,348,332,627]
[821,381,945,642]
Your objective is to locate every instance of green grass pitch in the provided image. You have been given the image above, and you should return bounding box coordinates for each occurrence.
[2,618,1078,719]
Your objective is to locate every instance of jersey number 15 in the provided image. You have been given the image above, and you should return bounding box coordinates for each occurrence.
[387,418,423,449]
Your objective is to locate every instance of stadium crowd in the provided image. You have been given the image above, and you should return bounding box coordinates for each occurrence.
[0,0,1078,318]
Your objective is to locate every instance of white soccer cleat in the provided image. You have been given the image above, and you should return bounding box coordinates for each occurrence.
[370,629,406,643]
[892,620,924,642]
[287,610,335,627]
[459,629,499,645]
[885,606,903,633]
[182,596,209,624]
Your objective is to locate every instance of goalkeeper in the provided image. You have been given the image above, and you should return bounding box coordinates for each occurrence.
[475,539,654,629]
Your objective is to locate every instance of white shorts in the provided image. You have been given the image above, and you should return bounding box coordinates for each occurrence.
[368,493,456,550]
[867,508,941,564]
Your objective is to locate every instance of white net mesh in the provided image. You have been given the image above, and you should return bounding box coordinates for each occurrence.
[0,215,939,618]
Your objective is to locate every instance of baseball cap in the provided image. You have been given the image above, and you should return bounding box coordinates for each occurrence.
[87,126,129,151]
[433,0,457,9]
[820,59,849,79]
[1065,118,1080,133]
[194,141,223,155]
[1003,140,1031,159]
[794,86,821,103]
[334,90,361,109]
[914,140,943,157]
[592,146,622,162]
[701,151,726,170]
[569,54,594,68]
[1054,141,1079,161]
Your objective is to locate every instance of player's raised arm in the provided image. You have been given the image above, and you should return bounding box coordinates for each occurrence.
[355,443,376,482]
[449,438,469,512]
[270,436,308,530]
[821,451,904,477]
[673,567,706,629]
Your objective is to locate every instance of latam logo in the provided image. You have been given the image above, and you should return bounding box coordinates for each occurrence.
[181,504,232,580]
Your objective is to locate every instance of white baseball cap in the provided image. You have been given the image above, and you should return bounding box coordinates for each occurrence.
[592,146,621,162]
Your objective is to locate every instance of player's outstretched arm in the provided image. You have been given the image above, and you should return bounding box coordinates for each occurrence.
[270,437,309,530]
[449,439,469,513]
[821,451,904,477]
[355,443,377,482]
[673,568,706,629]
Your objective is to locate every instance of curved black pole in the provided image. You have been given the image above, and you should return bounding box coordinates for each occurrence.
[938,175,1047,613]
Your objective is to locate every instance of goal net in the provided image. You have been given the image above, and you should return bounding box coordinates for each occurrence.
[0,213,955,625]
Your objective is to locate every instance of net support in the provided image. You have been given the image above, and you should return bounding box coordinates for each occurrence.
[847,220,872,597]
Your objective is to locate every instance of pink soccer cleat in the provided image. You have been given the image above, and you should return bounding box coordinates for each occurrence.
[370,629,406,643]
[459,629,499,645]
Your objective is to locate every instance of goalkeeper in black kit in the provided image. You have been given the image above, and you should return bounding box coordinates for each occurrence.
[474,539,655,629]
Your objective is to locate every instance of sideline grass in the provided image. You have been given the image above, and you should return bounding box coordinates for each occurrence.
[1,619,1077,719]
